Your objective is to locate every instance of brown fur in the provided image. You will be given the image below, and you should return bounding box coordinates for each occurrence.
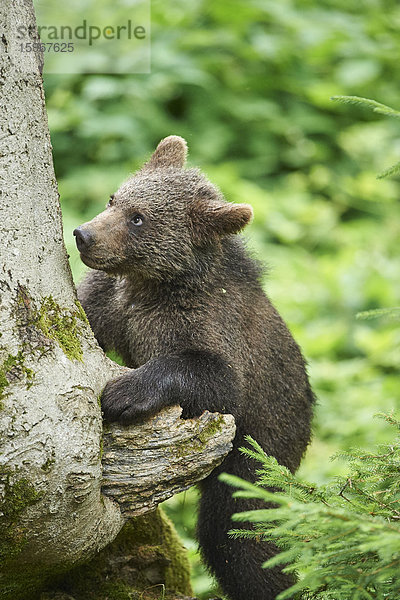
[74,136,314,600]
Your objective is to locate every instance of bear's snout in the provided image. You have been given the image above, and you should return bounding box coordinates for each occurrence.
[73,227,94,253]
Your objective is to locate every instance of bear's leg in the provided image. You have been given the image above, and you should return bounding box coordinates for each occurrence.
[198,471,296,600]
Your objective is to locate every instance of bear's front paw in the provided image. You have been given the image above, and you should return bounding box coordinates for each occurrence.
[100,372,156,425]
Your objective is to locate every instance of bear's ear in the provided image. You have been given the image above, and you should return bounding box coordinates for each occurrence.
[190,186,253,242]
[144,135,188,170]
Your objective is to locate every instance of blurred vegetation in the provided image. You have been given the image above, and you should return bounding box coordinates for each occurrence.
[42,0,400,596]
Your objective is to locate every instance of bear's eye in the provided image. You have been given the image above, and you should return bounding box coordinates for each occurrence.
[107,194,115,208]
[131,214,144,226]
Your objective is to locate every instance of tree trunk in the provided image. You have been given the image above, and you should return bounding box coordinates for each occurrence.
[0,2,235,599]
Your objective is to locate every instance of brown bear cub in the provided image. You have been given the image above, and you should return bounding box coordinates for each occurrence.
[74,136,314,600]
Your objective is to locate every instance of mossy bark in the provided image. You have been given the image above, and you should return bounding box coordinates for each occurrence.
[0,1,124,596]
[41,508,194,600]
[0,2,233,599]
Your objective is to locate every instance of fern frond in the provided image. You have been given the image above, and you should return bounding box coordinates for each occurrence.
[356,307,400,321]
[330,95,396,114]
[377,159,400,179]
[331,95,400,179]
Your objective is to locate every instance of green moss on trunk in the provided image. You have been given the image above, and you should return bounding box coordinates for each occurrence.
[0,351,35,408]
[14,285,87,363]
[1,290,85,410]
[176,414,225,457]
[35,296,84,362]
[0,468,42,564]
[48,508,193,600]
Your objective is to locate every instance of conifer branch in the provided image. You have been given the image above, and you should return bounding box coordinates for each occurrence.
[331,95,400,179]
[220,415,400,599]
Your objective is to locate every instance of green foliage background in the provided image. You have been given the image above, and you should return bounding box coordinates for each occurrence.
[42,0,400,596]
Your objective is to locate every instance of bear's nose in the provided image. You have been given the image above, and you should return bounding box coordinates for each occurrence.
[73,227,94,252]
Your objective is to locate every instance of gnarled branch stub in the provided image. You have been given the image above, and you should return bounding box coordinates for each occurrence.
[102,406,236,517]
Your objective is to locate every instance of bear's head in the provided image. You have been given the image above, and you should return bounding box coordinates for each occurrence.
[73,136,253,280]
